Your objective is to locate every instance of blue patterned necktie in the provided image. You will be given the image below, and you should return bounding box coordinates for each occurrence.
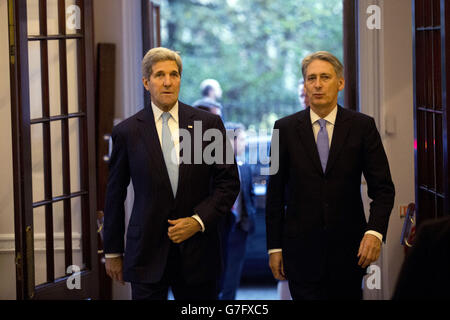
[317,118,329,172]
[161,112,178,196]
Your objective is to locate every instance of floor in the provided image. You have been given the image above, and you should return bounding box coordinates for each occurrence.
[235,284,279,300]
[168,283,284,300]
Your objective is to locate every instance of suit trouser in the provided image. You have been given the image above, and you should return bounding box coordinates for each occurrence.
[131,243,218,300]
[220,226,248,300]
[287,270,364,300]
[285,228,366,300]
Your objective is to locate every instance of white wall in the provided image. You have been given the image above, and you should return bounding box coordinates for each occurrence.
[0,0,17,300]
[93,0,144,300]
[359,0,415,299]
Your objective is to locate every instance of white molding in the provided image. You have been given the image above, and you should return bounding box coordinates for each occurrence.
[121,0,144,119]
[359,0,388,300]
[358,0,384,132]
[0,232,82,253]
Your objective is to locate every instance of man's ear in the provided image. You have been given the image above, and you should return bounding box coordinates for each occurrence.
[338,78,345,92]
[142,77,149,91]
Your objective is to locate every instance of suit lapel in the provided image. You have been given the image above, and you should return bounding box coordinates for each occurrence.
[175,102,196,203]
[136,105,174,199]
[295,108,324,175]
[325,106,353,175]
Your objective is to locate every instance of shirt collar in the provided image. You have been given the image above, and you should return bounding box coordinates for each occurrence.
[310,105,338,126]
[151,101,179,124]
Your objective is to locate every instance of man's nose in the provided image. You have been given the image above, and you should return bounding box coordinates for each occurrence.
[313,78,322,89]
[163,75,172,86]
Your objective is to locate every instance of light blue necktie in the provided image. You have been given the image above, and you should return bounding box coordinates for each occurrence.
[161,112,178,196]
[317,119,329,173]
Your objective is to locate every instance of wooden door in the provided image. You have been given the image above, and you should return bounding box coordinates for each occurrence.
[8,0,98,299]
[413,0,450,225]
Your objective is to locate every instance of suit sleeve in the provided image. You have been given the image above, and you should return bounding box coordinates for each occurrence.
[265,120,288,250]
[193,115,240,230]
[362,117,395,241]
[103,126,130,254]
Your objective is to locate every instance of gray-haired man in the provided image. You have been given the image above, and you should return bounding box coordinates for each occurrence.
[103,47,240,300]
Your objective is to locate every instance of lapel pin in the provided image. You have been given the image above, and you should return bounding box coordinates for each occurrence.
[188,125,193,129]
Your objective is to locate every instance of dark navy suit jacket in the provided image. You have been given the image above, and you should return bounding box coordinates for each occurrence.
[103,102,240,284]
[265,106,395,284]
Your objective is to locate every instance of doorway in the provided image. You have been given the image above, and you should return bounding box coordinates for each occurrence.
[158,0,344,299]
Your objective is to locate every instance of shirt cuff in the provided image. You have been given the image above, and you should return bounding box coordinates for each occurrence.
[365,230,383,242]
[105,253,122,258]
[192,214,205,232]
[268,248,282,255]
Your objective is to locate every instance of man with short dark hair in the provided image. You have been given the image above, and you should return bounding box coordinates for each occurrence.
[220,123,256,300]
[103,47,240,300]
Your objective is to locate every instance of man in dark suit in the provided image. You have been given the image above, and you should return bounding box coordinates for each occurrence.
[220,123,256,300]
[265,51,395,300]
[103,47,240,300]
[392,215,450,300]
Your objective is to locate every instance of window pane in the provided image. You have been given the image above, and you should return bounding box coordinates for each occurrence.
[53,201,66,279]
[415,0,424,28]
[424,0,432,27]
[69,118,81,193]
[436,196,444,218]
[67,39,79,114]
[48,40,61,116]
[51,120,63,197]
[418,189,434,224]
[425,31,433,109]
[47,0,59,35]
[433,30,442,110]
[31,124,44,202]
[26,0,40,36]
[71,197,85,270]
[432,0,440,27]
[34,206,47,286]
[417,110,427,186]
[435,114,443,193]
[28,41,43,119]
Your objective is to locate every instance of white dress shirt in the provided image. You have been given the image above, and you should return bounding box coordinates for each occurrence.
[105,102,205,258]
[268,106,382,255]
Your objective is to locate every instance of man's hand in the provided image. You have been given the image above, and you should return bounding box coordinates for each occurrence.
[269,251,286,281]
[105,256,124,285]
[357,233,382,268]
[168,217,201,243]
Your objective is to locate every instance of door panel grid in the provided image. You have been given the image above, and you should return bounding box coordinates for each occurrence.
[9,0,98,299]
[413,0,450,225]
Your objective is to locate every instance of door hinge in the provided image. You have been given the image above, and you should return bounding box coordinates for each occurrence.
[25,226,35,299]
[8,0,15,65]
[15,252,23,282]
